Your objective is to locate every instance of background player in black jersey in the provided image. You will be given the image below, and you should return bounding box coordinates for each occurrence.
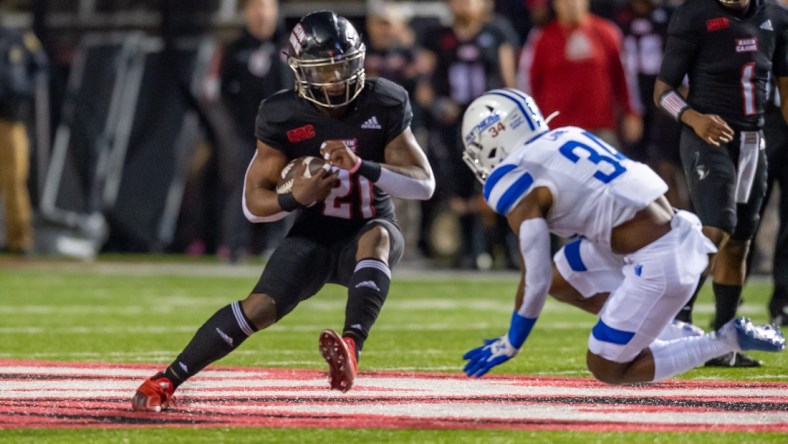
[417,0,518,270]
[131,10,435,411]
[748,72,788,326]
[654,0,788,367]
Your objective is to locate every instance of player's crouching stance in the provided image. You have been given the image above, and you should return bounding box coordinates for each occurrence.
[131,10,434,412]
[460,89,785,384]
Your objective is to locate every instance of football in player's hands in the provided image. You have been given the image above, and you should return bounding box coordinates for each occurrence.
[276,155,331,195]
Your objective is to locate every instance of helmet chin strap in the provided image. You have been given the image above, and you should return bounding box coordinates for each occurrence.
[544,111,560,125]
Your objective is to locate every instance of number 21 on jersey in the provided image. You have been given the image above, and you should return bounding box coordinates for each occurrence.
[323,170,374,219]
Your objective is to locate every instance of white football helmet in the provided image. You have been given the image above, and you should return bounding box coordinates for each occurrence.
[461,89,549,183]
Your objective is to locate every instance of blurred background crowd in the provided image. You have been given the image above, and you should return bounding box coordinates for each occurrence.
[0,0,780,273]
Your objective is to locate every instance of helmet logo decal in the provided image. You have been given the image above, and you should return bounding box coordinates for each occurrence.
[465,111,501,146]
[289,24,306,55]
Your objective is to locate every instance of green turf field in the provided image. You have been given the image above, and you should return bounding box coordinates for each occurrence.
[0,256,785,443]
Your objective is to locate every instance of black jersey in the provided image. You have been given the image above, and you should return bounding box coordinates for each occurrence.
[255,77,411,239]
[423,22,510,106]
[658,0,788,130]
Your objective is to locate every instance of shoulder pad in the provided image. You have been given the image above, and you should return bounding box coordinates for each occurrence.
[259,89,298,123]
[365,78,409,108]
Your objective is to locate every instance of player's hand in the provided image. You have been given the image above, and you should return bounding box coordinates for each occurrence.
[321,140,359,171]
[620,113,643,145]
[691,113,734,147]
[291,161,338,206]
[462,335,519,378]
[432,97,461,124]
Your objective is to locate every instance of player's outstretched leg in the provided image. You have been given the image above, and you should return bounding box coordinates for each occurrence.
[130,300,261,411]
[657,319,705,341]
[319,329,358,392]
[645,317,784,383]
[131,374,175,412]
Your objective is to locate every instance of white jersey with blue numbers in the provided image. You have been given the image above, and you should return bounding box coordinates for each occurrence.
[483,127,668,249]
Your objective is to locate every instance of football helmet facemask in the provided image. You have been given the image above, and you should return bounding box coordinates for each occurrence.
[287,10,366,108]
[461,89,550,183]
[717,0,749,8]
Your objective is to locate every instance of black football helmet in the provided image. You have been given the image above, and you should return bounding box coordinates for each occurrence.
[287,10,366,108]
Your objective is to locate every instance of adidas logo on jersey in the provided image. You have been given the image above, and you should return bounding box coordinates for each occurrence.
[361,116,382,129]
[760,20,773,31]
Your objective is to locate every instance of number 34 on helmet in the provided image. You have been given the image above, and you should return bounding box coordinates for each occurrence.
[461,89,551,183]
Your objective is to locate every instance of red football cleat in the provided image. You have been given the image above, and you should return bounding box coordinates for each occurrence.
[131,374,175,412]
[319,329,358,392]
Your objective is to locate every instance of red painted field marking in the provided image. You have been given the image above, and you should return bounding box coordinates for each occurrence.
[0,359,786,431]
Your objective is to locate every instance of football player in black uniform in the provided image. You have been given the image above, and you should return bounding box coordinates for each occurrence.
[131,10,435,411]
[654,0,788,366]
[417,0,517,269]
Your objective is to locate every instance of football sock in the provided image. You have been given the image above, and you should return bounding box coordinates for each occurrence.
[649,323,739,382]
[711,283,742,330]
[343,258,391,355]
[675,275,706,324]
[655,320,704,341]
[163,302,257,388]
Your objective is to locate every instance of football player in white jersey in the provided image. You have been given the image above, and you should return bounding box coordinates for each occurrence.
[460,88,785,384]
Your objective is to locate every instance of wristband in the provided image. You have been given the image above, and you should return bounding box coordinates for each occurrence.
[349,156,363,174]
[507,311,537,349]
[659,90,690,122]
[277,192,305,212]
[356,160,382,182]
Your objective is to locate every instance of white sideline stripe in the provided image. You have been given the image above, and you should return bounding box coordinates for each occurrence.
[0,302,754,316]
[0,349,447,359]
[0,321,601,335]
[0,353,780,378]
[217,402,788,425]
[1,367,787,398]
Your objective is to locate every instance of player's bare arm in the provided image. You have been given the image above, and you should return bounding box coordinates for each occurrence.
[506,187,553,310]
[654,80,734,147]
[609,196,673,255]
[779,76,788,124]
[464,187,552,378]
[497,43,518,89]
[381,127,433,180]
[321,127,435,199]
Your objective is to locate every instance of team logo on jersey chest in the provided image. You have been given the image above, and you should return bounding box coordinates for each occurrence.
[286,124,316,143]
[736,37,758,53]
[706,17,730,32]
